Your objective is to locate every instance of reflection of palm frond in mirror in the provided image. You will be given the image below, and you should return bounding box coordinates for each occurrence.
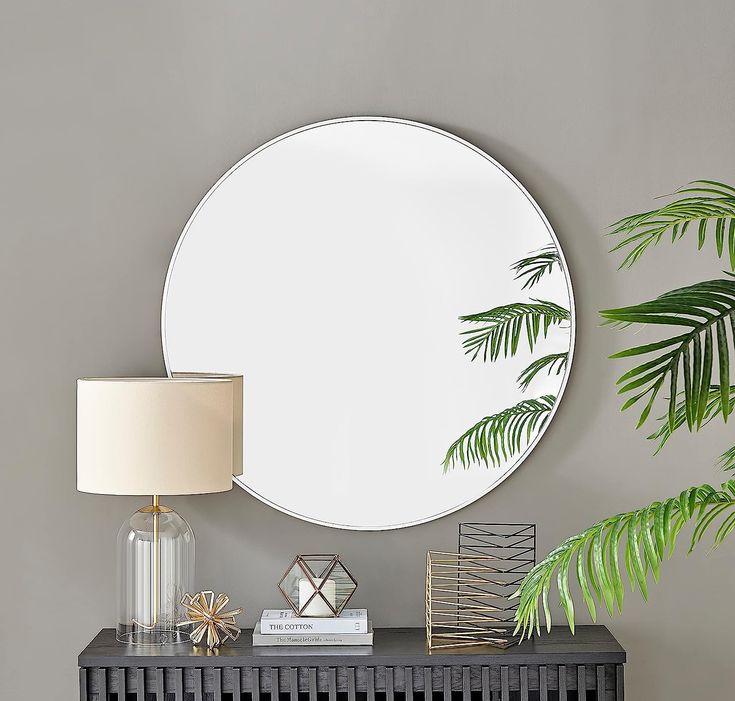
[518,352,568,391]
[512,245,561,289]
[608,180,735,269]
[444,244,570,472]
[460,301,570,362]
[443,395,555,472]
[646,386,735,454]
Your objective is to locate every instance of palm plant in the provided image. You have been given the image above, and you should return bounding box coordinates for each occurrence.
[514,181,735,640]
[443,247,571,472]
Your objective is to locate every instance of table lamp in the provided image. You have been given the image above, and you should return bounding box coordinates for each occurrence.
[77,376,242,645]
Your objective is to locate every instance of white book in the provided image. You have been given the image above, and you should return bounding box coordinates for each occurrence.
[252,622,373,646]
[260,608,369,634]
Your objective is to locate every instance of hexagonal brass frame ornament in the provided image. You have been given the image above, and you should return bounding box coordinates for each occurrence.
[278,555,358,617]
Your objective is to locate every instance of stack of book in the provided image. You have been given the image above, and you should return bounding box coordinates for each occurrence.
[252,609,373,646]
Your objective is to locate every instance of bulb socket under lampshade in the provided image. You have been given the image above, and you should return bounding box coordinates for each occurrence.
[76,375,243,645]
[77,376,242,495]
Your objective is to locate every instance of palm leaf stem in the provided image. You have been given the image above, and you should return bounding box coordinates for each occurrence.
[443,395,556,471]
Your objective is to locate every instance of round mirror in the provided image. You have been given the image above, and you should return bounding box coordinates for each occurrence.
[162,117,574,530]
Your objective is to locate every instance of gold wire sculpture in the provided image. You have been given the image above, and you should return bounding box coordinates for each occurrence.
[426,551,523,650]
[177,591,243,649]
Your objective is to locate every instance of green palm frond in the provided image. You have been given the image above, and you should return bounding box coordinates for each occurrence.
[600,278,735,431]
[609,180,735,269]
[460,301,570,362]
[443,395,555,472]
[514,480,735,639]
[512,245,561,289]
[518,352,569,391]
[647,386,735,454]
[718,446,735,471]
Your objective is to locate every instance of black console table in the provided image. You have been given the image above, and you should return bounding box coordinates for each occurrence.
[79,626,625,700]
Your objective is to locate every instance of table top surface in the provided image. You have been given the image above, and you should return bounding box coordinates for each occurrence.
[79,626,625,667]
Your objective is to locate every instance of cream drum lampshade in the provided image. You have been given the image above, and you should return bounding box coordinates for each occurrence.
[77,376,242,495]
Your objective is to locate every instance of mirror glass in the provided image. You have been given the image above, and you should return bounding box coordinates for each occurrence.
[162,118,574,530]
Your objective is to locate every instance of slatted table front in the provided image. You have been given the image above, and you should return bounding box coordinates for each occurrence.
[78,625,625,701]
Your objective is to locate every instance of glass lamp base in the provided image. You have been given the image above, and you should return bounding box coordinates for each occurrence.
[116,499,195,646]
[116,626,190,646]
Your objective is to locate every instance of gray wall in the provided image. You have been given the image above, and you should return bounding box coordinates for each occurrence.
[2,1,734,698]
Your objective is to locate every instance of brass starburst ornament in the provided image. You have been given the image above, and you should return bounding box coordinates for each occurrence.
[177,591,243,649]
